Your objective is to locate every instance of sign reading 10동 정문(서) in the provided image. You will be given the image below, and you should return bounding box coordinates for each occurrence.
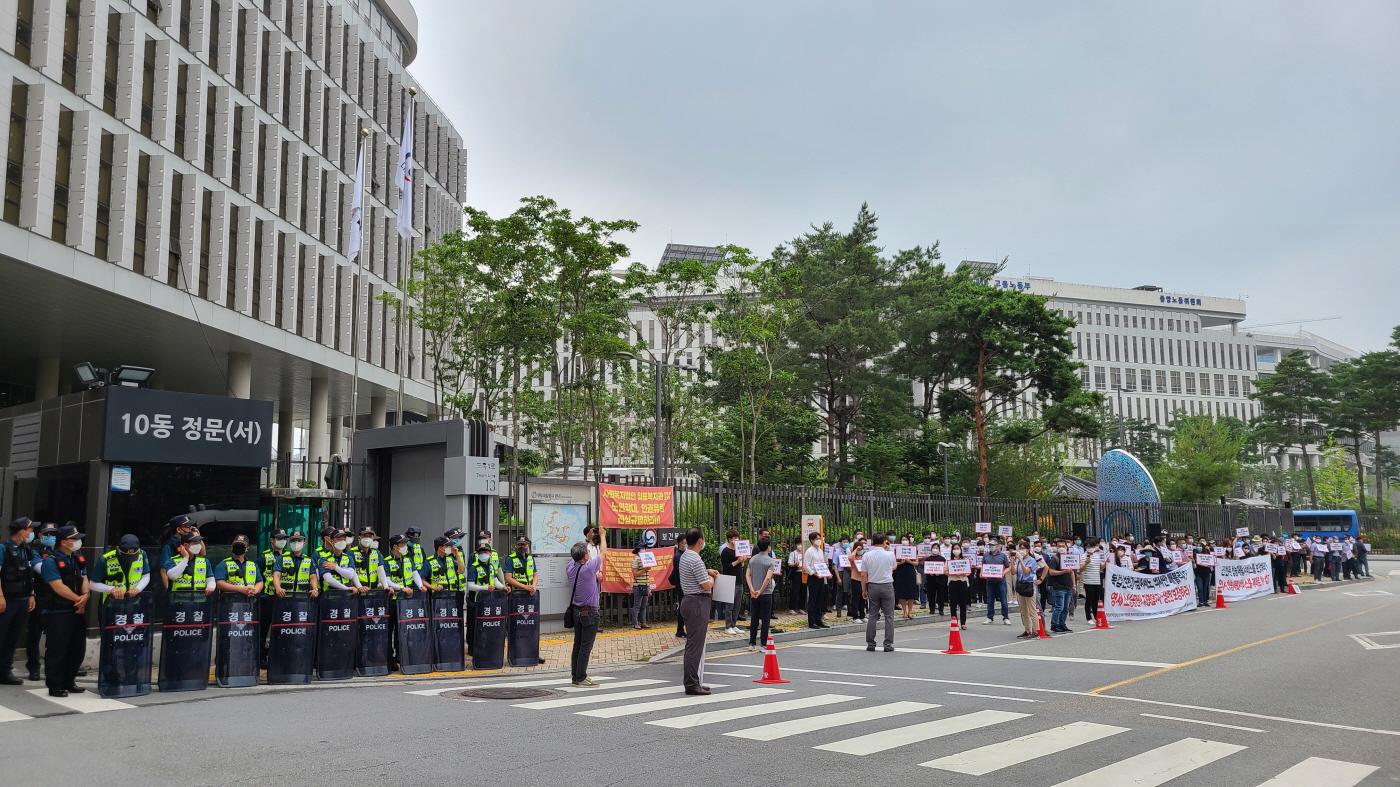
[103,386,274,467]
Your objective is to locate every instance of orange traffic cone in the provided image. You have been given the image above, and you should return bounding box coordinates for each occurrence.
[753,636,790,684]
[1093,600,1113,630]
[942,617,970,655]
[1036,607,1053,639]
[1287,578,1302,595]
[1214,588,1229,609]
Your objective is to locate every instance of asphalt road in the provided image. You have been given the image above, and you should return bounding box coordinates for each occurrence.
[0,571,1395,787]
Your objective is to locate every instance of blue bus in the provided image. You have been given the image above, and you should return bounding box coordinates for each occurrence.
[1290,510,1360,540]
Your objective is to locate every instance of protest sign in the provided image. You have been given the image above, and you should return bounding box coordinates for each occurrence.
[638,550,657,568]
[975,522,992,534]
[735,540,752,558]
[980,563,1004,579]
[1104,562,1196,621]
[1060,553,1082,570]
[948,559,971,576]
[923,560,945,575]
[997,525,1013,537]
[1217,555,1273,602]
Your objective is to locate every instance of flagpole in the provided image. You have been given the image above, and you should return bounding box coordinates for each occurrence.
[346,126,368,509]
[396,86,417,424]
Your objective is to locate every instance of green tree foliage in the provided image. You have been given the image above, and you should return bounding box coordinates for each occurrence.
[1157,415,1246,503]
[1250,351,1329,507]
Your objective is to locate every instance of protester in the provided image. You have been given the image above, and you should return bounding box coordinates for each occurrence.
[629,544,651,630]
[1081,538,1106,622]
[946,541,971,627]
[1043,539,1075,633]
[847,538,868,624]
[1013,541,1043,639]
[746,536,777,650]
[1356,536,1371,577]
[923,546,948,617]
[981,540,1010,625]
[861,534,896,652]
[670,540,688,638]
[894,537,919,620]
[718,529,746,634]
[677,528,717,695]
[802,532,829,629]
[565,540,603,688]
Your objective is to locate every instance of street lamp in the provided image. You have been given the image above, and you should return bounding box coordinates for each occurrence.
[619,352,696,483]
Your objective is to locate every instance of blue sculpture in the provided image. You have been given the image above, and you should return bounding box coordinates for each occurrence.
[1096,449,1161,541]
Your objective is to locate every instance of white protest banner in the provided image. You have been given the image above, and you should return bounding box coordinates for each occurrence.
[980,563,1005,579]
[1235,527,1250,538]
[940,547,952,559]
[1329,543,1343,552]
[948,559,971,576]
[837,553,851,569]
[814,562,832,579]
[923,560,945,575]
[1148,557,1160,572]
[853,559,864,572]
[894,545,917,560]
[997,525,1013,537]
[975,522,992,534]
[1216,555,1273,602]
[1060,553,1082,570]
[638,550,657,568]
[1104,561,1196,621]
[735,540,752,558]
[917,544,933,557]
[712,574,737,604]
[824,544,834,559]
[1212,547,1226,557]
[1196,553,1216,567]
[970,554,983,567]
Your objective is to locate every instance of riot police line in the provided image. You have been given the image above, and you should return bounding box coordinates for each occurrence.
[0,516,545,699]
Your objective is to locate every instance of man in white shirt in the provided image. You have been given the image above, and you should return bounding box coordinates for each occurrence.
[860,534,897,652]
[802,532,829,630]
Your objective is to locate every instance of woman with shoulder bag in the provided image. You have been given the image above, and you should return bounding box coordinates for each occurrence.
[1012,541,1043,639]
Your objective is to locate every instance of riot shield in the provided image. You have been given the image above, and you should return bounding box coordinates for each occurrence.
[98,593,153,698]
[431,590,465,672]
[158,592,213,692]
[506,590,541,668]
[317,591,359,681]
[394,593,433,675]
[470,590,505,671]
[215,593,260,687]
[266,595,316,684]
[355,589,391,677]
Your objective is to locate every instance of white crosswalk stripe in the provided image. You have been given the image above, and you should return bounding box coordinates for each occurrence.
[404,676,617,696]
[1254,757,1379,787]
[581,687,791,718]
[27,689,135,714]
[649,694,859,729]
[557,679,665,692]
[922,721,1130,775]
[512,684,728,710]
[725,701,939,741]
[0,704,32,722]
[1047,737,1245,787]
[815,709,1030,755]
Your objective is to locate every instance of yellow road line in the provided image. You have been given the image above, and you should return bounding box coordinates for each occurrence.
[1088,604,1391,695]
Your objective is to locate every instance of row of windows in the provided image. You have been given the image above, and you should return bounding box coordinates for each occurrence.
[1084,366,1249,398]
[1076,331,1253,371]
[1058,302,1206,334]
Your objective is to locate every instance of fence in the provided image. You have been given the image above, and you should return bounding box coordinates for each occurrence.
[1360,514,1399,554]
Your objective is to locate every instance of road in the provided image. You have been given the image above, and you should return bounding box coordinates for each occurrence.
[0,572,1394,786]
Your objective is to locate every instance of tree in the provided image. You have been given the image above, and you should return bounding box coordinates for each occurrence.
[1157,415,1246,503]
[1330,345,1400,514]
[1251,351,1328,507]
[1314,438,1360,509]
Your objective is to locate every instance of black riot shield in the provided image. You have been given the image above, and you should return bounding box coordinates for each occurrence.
[98,593,153,698]
[394,593,433,675]
[355,589,391,677]
[215,593,260,687]
[317,591,359,681]
[470,590,506,671]
[506,590,541,667]
[158,593,214,692]
[431,590,466,672]
[266,595,316,684]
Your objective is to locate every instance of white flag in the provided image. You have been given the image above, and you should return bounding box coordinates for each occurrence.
[346,141,365,265]
[396,104,414,239]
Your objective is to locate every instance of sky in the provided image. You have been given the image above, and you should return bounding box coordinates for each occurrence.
[408,1,1400,353]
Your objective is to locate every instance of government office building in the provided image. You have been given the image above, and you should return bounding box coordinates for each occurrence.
[0,0,467,535]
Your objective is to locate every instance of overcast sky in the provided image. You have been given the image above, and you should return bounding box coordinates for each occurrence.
[409,1,1400,353]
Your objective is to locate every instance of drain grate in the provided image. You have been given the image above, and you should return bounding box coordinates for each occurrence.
[459,687,557,700]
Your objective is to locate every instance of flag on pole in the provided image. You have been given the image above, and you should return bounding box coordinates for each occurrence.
[396,101,414,239]
[346,140,365,265]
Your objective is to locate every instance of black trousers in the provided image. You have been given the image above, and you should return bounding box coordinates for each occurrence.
[258,595,276,664]
[0,598,29,677]
[848,584,866,619]
[25,604,44,675]
[748,594,773,646]
[570,608,599,683]
[947,582,970,625]
[1084,584,1104,622]
[43,610,86,690]
[786,568,806,612]
[806,579,826,627]
[925,578,948,614]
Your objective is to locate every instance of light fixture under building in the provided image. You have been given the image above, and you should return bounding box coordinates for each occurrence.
[112,365,155,388]
[73,362,107,389]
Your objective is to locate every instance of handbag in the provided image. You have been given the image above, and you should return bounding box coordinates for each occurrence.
[562,561,583,629]
[1014,580,1035,598]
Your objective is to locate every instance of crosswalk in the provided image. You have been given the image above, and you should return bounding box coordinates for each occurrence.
[0,689,137,721]
[409,678,1382,785]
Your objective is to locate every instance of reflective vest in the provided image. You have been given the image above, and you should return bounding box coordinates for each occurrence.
[507,552,536,585]
[384,554,416,588]
[277,553,316,594]
[1,540,36,598]
[260,549,285,595]
[219,557,259,587]
[404,541,427,573]
[425,555,462,591]
[98,550,146,600]
[352,548,383,588]
[170,556,210,593]
[322,550,358,589]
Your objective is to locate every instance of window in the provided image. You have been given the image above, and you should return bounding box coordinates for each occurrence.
[168,172,184,287]
[4,83,27,226]
[175,63,189,158]
[251,219,263,320]
[1132,315,1138,328]
[209,1,222,72]
[1214,374,1226,397]
[1242,377,1252,396]
[141,39,155,136]
[1110,367,1121,390]
[52,109,73,243]
[179,0,191,47]
[1114,314,1120,327]
[133,153,149,274]
[1095,335,1101,360]
[103,13,120,115]
[231,105,243,191]
[1094,366,1106,389]
[1228,375,1239,397]
[1184,372,1196,395]
[95,132,113,261]
[1096,312,1102,325]
[15,0,34,65]
[204,85,216,174]
[1126,368,1137,391]
[1155,370,1167,393]
[61,0,79,91]
[1170,371,1181,394]
[198,189,212,298]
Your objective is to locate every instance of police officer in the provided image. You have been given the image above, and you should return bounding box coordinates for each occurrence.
[401,527,427,573]
[88,534,150,602]
[504,537,538,595]
[157,515,197,590]
[24,523,58,682]
[165,532,215,595]
[258,529,290,665]
[272,533,320,598]
[319,529,364,595]
[39,525,90,697]
[350,528,390,590]
[465,539,505,656]
[0,518,40,684]
[215,535,263,597]
[423,536,465,593]
[384,535,424,671]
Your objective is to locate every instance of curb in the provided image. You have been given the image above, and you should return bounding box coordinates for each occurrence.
[649,613,950,663]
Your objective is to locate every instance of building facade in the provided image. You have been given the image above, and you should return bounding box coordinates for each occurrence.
[0,0,466,476]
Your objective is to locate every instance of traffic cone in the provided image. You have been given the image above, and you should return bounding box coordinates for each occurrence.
[1287,578,1302,595]
[1036,607,1053,639]
[1093,600,1113,630]
[753,636,790,684]
[942,617,970,655]
[1214,589,1229,609]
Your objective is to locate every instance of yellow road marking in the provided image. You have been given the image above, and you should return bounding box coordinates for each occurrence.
[1088,604,1391,695]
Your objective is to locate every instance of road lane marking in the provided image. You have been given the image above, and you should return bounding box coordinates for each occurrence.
[1342,590,1392,597]
[1087,604,1391,695]
[798,642,1174,668]
[1347,631,1400,650]
[726,701,939,741]
[404,677,615,696]
[512,684,727,709]
[1140,713,1265,732]
[557,679,664,692]
[648,694,858,728]
[810,679,876,687]
[922,721,1129,775]
[815,709,1029,755]
[947,691,1041,703]
[702,671,755,678]
[580,687,789,718]
[0,704,32,722]
[1048,738,1245,787]
[28,689,135,713]
[1254,757,1379,787]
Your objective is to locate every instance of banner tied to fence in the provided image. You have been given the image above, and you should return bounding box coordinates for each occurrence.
[1103,561,1196,621]
[1216,555,1273,602]
[599,484,676,594]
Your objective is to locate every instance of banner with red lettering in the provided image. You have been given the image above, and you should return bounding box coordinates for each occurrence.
[1216,555,1273,602]
[1104,561,1196,621]
[598,484,675,594]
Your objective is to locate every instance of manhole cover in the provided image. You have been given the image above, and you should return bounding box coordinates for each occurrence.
[459,687,557,700]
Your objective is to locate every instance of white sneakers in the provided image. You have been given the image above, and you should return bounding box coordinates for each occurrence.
[982,618,994,625]
[1003,618,1013,625]
[724,627,740,635]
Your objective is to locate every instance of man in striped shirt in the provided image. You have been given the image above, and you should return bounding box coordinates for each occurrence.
[678,527,718,695]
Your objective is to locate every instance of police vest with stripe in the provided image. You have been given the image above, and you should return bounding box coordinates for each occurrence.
[1,541,35,597]
[426,555,462,591]
[260,549,286,595]
[384,554,416,589]
[98,549,146,600]
[323,550,357,590]
[219,557,259,587]
[508,552,536,585]
[352,548,383,588]
[42,552,85,610]
[404,541,426,572]
[170,556,210,593]
[277,553,316,594]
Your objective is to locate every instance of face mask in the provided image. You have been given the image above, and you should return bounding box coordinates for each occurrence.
[452,538,463,548]
[273,539,288,550]
[1017,548,1028,557]
[952,549,962,557]
[291,542,305,553]
[188,544,202,555]
[1075,540,1082,546]
[477,552,491,561]
[988,545,998,552]
[232,543,246,556]
[360,538,374,549]
[70,540,83,551]
[1032,546,1042,553]
[41,535,56,548]
[335,540,349,550]
[25,532,34,543]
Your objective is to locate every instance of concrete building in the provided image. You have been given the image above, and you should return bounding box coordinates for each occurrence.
[0,0,466,475]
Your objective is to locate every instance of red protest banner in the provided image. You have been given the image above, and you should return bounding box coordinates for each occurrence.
[599,484,676,593]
